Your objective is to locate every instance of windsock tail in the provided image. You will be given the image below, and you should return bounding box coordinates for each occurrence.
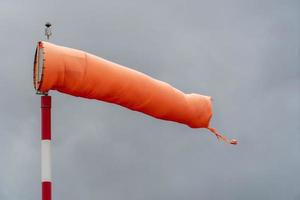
[207,127,238,145]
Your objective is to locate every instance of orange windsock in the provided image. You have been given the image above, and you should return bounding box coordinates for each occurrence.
[33,41,237,145]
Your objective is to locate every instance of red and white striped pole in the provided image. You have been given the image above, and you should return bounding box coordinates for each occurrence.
[41,95,51,200]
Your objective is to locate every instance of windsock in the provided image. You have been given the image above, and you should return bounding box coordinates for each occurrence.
[33,41,237,145]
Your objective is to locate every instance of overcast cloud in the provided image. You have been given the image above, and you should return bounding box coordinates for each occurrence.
[0,0,299,199]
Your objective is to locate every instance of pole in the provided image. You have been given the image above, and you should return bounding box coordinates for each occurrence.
[41,95,52,200]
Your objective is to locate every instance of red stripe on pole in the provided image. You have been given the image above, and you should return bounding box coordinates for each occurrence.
[42,182,51,200]
[41,96,51,140]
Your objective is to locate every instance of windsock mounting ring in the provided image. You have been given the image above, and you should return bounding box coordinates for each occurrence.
[34,42,46,95]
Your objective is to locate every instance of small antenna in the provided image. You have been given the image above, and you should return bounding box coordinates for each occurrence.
[45,22,52,40]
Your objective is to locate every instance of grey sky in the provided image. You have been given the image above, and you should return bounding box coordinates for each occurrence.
[0,0,299,199]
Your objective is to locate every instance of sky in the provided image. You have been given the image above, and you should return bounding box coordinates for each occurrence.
[0,0,299,199]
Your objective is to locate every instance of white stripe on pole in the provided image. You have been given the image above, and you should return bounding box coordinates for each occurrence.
[41,140,51,182]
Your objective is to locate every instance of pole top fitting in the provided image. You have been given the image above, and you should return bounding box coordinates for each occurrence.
[45,22,52,41]
[45,22,51,28]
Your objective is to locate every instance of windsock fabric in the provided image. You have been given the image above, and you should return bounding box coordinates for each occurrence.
[33,41,237,145]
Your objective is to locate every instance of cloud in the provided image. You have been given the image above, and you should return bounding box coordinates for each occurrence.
[0,0,299,199]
